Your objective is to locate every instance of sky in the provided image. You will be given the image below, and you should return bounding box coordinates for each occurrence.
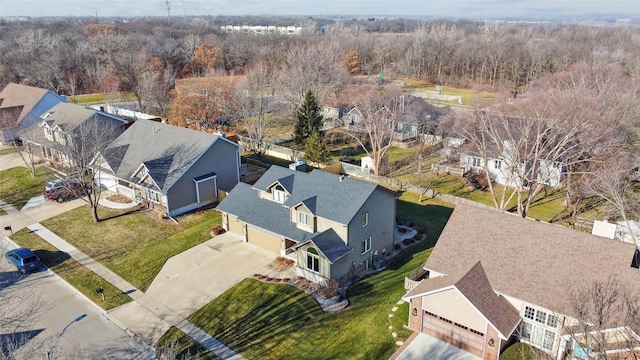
[0,0,638,20]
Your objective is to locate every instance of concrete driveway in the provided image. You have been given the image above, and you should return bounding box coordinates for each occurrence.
[108,232,275,344]
[394,333,482,360]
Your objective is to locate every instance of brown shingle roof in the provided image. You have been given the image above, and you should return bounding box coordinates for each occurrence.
[424,205,639,317]
[0,83,49,126]
[455,262,521,338]
[405,261,521,339]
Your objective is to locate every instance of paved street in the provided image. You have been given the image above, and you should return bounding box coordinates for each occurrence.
[0,239,154,359]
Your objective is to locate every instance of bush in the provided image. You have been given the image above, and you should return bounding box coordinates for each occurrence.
[394,244,401,250]
[499,342,545,360]
[403,238,412,246]
[274,256,294,271]
[211,226,225,235]
[316,279,340,299]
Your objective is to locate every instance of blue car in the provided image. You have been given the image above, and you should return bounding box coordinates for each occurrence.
[5,248,42,274]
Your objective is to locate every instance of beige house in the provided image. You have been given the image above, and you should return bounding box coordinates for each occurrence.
[403,205,640,360]
[216,165,398,284]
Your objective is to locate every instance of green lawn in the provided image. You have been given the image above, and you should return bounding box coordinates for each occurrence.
[0,166,57,209]
[37,205,222,291]
[160,198,452,360]
[0,146,20,156]
[156,327,219,360]
[11,228,132,310]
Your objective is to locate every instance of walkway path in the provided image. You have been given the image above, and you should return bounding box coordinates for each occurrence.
[1,199,245,360]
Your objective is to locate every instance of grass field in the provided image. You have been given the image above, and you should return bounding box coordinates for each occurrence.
[11,228,133,310]
[36,205,222,291]
[0,166,57,209]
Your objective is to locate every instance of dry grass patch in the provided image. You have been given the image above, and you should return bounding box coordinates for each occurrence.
[39,205,222,291]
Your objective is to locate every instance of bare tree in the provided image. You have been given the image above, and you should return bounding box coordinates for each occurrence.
[275,41,350,111]
[343,87,402,176]
[235,60,274,158]
[61,115,126,223]
[585,156,640,245]
[563,276,640,360]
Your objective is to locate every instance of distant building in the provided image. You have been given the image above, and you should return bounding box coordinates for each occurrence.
[220,25,302,36]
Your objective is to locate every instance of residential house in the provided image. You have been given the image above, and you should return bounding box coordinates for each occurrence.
[0,83,67,145]
[92,120,242,217]
[402,204,640,360]
[343,106,364,132]
[23,102,128,167]
[393,95,440,142]
[216,165,398,284]
[459,141,566,187]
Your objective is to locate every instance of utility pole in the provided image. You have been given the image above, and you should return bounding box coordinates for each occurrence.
[165,0,171,23]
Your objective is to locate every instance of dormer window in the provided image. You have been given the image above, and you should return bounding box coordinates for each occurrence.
[272,184,288,204]
[298,211,312,227]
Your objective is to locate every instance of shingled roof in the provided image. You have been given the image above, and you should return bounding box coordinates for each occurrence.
[251,166,386,225]
[40,103,105,132]
[422,205,640,317]
[0,83,52,128]
[98,120,230,193]
[405,261,521,339]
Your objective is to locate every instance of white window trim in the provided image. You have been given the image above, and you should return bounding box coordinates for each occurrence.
[362,212,369,228]
[361,236,371,255]
[298,211,312,227]
[306,248,320,273]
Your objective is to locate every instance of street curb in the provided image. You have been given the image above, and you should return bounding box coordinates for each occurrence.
[2,235,156,358]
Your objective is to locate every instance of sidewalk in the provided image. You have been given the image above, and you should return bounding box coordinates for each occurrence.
[1,199,245,360]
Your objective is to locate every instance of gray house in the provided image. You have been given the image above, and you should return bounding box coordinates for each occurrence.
[92,120,242,217]
[216,165,398,284]
[23,102,128,167]
[0,83,67,145]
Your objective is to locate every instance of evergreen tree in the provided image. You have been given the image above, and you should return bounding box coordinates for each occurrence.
[304,130,331,166]
[293,90,324,145]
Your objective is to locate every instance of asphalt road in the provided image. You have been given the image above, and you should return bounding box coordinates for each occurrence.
[0,239,154,359]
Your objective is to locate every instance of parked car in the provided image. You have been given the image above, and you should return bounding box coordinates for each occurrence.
[44,178,83,203]
[5,247,42,274]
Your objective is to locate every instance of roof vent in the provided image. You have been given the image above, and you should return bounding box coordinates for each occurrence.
[339,175,344,182]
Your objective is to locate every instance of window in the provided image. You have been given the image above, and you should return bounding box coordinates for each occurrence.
[471,157,482,167]
[361,236,371,255]
[298,211,312,227]
[520,305,558,353]
[494,160,502,168]
[524,306,535,320]
[148,190,160,203]
[306,247,319,272]
[362,212,368,227]
[272,185,288,203]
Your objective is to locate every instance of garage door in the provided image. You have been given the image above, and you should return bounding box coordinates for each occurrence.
[246,226,281,254]
[422,311,484,357]
[228,216,244,236]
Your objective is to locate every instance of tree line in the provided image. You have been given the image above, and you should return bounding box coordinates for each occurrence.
[1,17,639,113]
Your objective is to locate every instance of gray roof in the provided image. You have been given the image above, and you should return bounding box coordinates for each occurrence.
[99,120,229,193]
[252,166,382,225]
[40,103,106,132]
[216,182,313,242]
[307,229,352,263]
